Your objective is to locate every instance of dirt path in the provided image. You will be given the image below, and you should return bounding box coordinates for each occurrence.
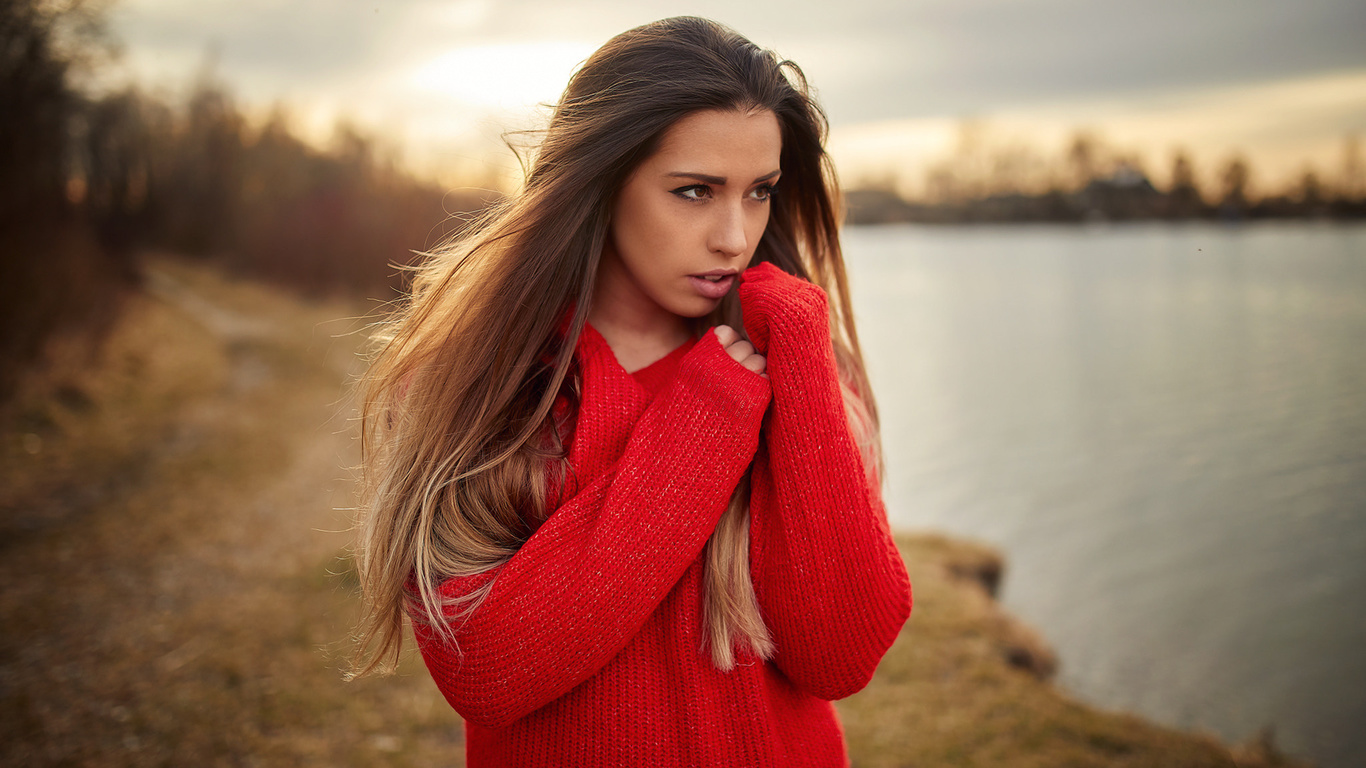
[1,258,462,766]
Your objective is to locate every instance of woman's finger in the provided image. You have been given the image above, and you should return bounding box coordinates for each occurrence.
[727,340,754,360]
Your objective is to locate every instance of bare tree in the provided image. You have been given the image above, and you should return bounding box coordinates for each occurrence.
[1341,135,1363,202]
[1167,150,1203,217]
[0,0,123,401]
[1219,155,1252,212]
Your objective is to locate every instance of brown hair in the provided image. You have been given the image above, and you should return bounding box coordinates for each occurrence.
[351,16,880,676]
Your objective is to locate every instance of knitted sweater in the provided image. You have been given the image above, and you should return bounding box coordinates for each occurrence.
[413,262,913,766]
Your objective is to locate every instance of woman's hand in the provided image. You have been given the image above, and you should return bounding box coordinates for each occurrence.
[713,325,768,379]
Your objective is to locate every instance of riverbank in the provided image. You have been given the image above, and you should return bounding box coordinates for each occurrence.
[841,533,1306,767]
[0,255,1308,766]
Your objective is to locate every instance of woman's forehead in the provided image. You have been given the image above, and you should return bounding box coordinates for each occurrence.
[645,109,783,176]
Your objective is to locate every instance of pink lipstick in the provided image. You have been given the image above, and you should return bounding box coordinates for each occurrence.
[689,270,737,299]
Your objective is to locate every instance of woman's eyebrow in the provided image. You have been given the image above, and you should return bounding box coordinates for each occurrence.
[666,170,781,185]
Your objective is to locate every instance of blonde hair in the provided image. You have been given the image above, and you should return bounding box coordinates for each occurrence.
[350,16,881,677]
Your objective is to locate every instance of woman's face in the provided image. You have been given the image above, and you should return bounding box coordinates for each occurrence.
[597,108,782,329]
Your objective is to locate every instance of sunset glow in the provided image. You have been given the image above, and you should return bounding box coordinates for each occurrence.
[408,41,595,111]
[830,69,1366,195]
[103,0,1365,193]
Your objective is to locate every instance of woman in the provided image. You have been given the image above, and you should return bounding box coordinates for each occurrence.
[352,16,912,766]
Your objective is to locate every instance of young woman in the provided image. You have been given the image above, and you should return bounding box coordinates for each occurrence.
[352,16,912,767]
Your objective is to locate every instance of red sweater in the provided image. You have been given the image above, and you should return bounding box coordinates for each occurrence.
[413,262,913,766]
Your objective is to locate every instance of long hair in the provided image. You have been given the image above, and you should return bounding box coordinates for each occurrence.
[351,16,882,676]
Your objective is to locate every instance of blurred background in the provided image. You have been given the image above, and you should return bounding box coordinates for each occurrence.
[2,0,1363,766]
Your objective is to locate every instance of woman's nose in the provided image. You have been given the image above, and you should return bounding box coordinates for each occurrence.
[709,202,748,257]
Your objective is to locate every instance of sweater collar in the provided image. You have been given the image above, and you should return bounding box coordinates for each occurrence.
[560,301,696,395]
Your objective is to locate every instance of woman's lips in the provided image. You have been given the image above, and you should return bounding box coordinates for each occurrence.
[689,274,735,299]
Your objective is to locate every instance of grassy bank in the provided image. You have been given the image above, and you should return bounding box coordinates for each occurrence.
[0,255,1308,766]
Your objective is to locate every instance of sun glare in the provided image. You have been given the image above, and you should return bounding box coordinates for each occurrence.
[409,41,597,112]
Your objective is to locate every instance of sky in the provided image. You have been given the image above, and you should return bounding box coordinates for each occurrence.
[103,0,1366,195]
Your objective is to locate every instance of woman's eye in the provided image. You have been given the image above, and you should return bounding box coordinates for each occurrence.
[750,184,776,201]
[672,185,710,201]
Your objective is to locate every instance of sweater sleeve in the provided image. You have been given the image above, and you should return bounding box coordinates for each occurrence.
[411,331,771,728]
[739,261,913,700]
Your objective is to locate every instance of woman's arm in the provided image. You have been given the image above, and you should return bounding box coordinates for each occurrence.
[739,261,913,700]
[411,331,770,728]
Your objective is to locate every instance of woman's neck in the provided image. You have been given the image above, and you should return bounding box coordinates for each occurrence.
[587,292,693,375]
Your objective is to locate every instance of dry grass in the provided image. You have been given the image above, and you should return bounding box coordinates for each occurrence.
[0,255,1311,766]
[0,254,457,766]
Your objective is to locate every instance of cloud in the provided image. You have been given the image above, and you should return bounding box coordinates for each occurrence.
[109,0,1366,117]
[103,0,1366,185]
[769,0,1366,123]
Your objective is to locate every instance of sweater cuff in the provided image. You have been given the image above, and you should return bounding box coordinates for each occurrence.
[673,330,772,423]
[738,263,832,355]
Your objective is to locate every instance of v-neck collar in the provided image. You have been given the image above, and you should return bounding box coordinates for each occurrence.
[578,322,696,398]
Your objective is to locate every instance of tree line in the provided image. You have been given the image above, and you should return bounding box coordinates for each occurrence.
[0,0,487,402]
[846,124,1366,225]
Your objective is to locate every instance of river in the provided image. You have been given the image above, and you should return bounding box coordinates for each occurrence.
[843,221,1366,768]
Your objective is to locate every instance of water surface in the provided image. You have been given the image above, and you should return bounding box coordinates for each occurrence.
[843,222,1366,768]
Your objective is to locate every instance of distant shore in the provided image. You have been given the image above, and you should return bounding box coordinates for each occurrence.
[843,184,1366,227]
